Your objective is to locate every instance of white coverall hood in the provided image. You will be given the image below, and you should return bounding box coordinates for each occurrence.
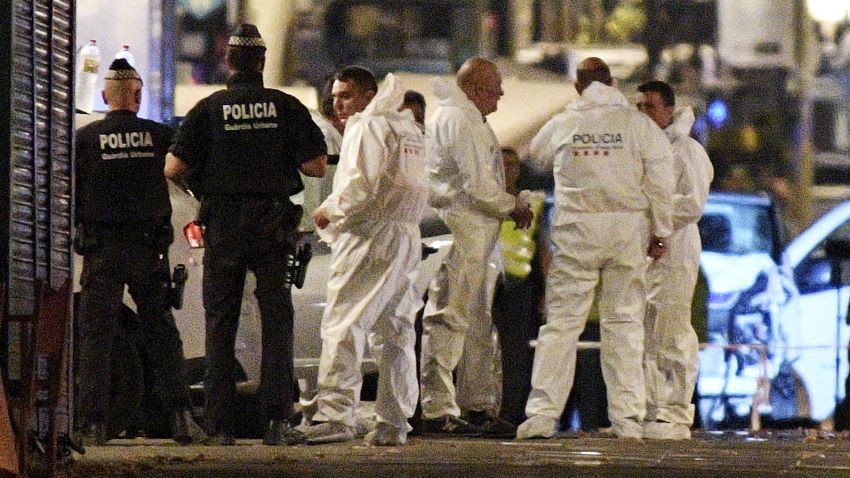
[353,73,407,122]
[568,81,629,111]
[432,77,475,109]
[665,107,696,143]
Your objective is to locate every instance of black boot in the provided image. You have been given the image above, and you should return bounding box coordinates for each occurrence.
[263,419,306,446]
[77,422,110,447]
[172,409,206,445]
[465,410,518,438]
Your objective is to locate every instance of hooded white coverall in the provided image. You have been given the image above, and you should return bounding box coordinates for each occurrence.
[420,78,516,419]
[525,81,674,436]
[644,107,714,426]
[312,75,429,432]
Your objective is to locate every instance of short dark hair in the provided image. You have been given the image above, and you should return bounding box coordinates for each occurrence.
[403,90,426,109]
[226,46,265,73]
[335,66,377,94]
[319,74,336,118]
[637,80,675,107]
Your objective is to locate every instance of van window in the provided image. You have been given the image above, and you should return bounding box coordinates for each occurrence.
[813,99,850,153]
[700,201,774,255]
[794,220,850,293]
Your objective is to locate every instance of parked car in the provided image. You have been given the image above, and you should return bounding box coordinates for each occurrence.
[698,191,850,428]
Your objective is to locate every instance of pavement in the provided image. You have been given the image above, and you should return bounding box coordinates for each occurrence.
[67,429,850,477]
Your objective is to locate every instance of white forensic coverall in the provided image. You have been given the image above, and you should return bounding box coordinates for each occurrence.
[312,74,429,432]
[644,107,713,427]
[525,81,674,436]
[419,78,516,419]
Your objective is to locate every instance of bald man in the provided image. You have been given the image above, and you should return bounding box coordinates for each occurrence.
[419,58,533,437]
[516,58,674,440]
[75,59,203,445]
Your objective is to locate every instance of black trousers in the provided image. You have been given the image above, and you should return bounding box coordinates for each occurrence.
[201,197,296,434]
[492,276,544,426]
[77,229,190,426]
[562,321,610,432]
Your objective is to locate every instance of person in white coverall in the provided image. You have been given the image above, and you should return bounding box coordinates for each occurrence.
[419,58,533,436]
[636,80,713,440]
[516,57,674,440]
[300,76,343,232]
[306,66,429,446]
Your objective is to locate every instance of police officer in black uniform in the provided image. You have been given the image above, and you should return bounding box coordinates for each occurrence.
[75,59,203,446]
[165,24,328,446]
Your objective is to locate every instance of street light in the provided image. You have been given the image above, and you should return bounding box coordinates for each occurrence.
[807,0,850,23]
[807,0,850,70]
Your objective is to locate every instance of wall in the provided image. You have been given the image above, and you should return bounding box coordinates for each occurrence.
[76,0,157,118]
[245,0,295,85]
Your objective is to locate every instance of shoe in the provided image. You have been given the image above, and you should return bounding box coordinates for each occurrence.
[204,432,236,446]
[264,419,306,446]
[77,422,110,446]
[420,415,483,437]
[294,418,314,434]
[355,414,378,437]
[515,415,556,440]
[611,419,643,440]
[643,421,691,440]
[465,411,517,439]
[303,422,356,445]
[364,422,407,446]
[172,409,207,445]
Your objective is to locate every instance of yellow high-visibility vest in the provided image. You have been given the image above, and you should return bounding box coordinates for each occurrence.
[499,192,545,279]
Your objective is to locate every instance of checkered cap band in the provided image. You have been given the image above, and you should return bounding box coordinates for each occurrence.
[104,69,142,81]
[227,35,266,48]
[105,59,142,84]
[228,24,265,48]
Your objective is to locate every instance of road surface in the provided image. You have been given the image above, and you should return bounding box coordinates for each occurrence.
[68,429,850,477]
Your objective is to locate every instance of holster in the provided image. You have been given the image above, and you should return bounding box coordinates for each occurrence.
[142,221,174,252]
[283,242,312,290]
[275,201,305,290]
[292,242,312,289]
[73,223,100,255]
[169,264,188,309]
[273,201,303,247]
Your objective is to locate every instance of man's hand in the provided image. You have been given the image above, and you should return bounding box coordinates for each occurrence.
[510,195,533,229]
[313,208,330,230]
[647,235,667,260]
[300,154,328,178]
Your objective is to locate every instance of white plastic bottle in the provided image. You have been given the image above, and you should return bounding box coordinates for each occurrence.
[75,39,101,113]
[114,44,135,67]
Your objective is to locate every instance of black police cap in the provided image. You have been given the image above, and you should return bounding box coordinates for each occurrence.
[104,58,142,84]
[228,23,266,49]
